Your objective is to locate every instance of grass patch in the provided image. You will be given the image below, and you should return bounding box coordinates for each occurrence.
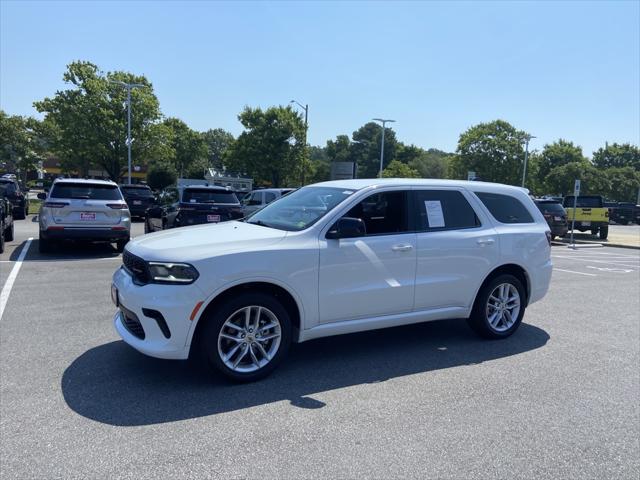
[28,198,42,215]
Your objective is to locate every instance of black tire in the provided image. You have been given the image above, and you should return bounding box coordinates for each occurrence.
[591,227,599,236]
[4,222,14,242]
[599,225,609,240]
[24,204,28,217]
[116,237,130,253]
[0,221,5,254]
[38,235,52,253]
[144,219,149,234]
[467,274,526,339]
[199,291,292,382]
[14,208,26,220]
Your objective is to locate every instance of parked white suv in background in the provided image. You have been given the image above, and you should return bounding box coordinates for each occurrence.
[38,179,131,253]
[241,188,296,216]
[112,179,552,381]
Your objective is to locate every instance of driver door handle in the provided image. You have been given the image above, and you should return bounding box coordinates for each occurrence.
[392,244,413,252]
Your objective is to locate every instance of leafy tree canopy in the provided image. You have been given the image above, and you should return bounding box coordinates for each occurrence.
[538,139,585,180]
[202,128,234,171]
[451,120,529,186]
[163,117,208,178]
[382,160,420,178]
[545,161,610,196]
[592,143,640,170]
[604,167,640,202]
[352,122,398,178]
[224,106,306,187]
[147,161,177,191]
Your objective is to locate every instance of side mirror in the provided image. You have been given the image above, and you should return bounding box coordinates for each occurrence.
[37,192,47,200]
[326,217,366,239]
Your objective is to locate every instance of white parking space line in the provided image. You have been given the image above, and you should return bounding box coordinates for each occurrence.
[554,268,597,277]
[552,256,638,269]
[0,238,33,321]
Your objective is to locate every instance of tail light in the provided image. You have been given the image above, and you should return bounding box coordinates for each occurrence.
[44,202,69,208]
[543,214,551,220]
[545,231,552,246]
[106,203,128,209]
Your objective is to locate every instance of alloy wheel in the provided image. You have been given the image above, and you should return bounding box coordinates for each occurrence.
[485,283,521,332]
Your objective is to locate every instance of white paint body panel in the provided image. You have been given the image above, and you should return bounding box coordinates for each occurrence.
[112,178,552,360]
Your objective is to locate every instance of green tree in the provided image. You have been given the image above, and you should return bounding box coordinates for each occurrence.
[163,118,208,178]
[604,167,640,202]
[307,145,330,184]
[592,143,640,170]
[224,105,306,187]
[382,160,420,178]
[326,135,353,163]
[147,161,177,191]
[451,120,529,185]
[409,148,453,179]
[33,61,162,180]
[202,128,235,171]
[395,144,425,165]
[545,161,610,196]
[352,122,398,178]
[0,111,45,181]
[538,139,585,182]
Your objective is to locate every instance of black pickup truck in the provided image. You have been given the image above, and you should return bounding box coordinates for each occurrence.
[0,184,15,253]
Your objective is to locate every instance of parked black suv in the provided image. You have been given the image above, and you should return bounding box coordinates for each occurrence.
[144,185,243,233]
[0,178,28,219]
[535,200,568,239]
[0,184,15,253]
[120,184,155,219]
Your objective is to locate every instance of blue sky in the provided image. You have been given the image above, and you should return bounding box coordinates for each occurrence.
[1,0,639,157]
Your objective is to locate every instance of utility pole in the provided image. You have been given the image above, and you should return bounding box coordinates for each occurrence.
[372,118,395,178]
[290,100,308,186]
[110,80,145,184]
[521,134,536,187]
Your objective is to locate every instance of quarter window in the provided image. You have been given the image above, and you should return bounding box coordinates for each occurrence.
[413,190,480,230]
[345,191,409,235]
[475,192,534,224]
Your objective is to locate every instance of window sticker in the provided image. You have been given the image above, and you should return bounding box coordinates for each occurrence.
[425,200,445,228]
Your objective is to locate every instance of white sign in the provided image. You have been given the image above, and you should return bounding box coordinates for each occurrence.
[425,200,445,228]
[467,171,476,181]
[574,179,581,195]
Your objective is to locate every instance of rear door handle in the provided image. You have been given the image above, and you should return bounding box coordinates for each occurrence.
[392,244,413,252]
[477,238,495,246]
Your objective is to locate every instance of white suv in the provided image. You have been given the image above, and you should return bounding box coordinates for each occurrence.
[111,179,552,381]
[38,178,131,253]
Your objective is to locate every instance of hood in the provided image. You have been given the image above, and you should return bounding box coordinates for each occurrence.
[128,221,287,262]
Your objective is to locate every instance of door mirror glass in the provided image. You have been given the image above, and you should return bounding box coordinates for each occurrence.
[326,217,366,239]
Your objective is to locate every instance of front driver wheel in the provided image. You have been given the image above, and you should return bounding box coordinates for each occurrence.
[200,292,292,382]
[467,274,526,339]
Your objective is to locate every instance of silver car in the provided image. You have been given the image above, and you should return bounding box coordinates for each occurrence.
[241,188,295,216]
[38,179,131,253]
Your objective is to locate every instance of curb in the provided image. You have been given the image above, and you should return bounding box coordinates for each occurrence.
[553,239,640,250]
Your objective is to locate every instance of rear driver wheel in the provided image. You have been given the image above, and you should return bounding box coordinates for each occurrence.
[467,274,526,339]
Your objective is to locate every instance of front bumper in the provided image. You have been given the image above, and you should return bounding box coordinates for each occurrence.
[112,266,205,360]
[41,227,130,241]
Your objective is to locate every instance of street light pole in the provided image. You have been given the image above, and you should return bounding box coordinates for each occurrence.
[521,134,536,188]
[372,118,395,178]
[110,80,145,184]
[290,100,308,186]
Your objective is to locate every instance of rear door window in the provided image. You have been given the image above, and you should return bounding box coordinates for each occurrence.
[265,192,277,203]
[412,190,480,231]
[475,192,534,224]
[50,183,122,200]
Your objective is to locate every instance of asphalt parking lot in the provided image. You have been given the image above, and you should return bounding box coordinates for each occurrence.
[1,217,638,479]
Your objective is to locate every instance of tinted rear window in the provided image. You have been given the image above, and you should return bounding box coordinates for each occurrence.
[535,202,565,214]
[50,183,122,200]
[476,192,534,224]
[563,196,603,208]
[182,189,238,204]
[121,186,153,197]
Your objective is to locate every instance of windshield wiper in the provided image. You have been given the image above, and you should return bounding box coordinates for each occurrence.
[247,219,275,229]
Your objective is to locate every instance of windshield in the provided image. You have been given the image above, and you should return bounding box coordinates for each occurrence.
[247,186,354,231]
[50,183,123,200]
[563,196,602,208]
[535,202,565,214]
[121,186,153,197]
[182,189,238,204]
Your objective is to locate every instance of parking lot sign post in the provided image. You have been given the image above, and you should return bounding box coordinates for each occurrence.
[569,179,580,248]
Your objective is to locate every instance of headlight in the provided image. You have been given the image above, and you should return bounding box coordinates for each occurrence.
[147,262,199,284]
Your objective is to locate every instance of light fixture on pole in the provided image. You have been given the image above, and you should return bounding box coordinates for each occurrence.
[110,80,146,184]
[290,100,309,186]
[372,118,395,178]
[521,134,536,188]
